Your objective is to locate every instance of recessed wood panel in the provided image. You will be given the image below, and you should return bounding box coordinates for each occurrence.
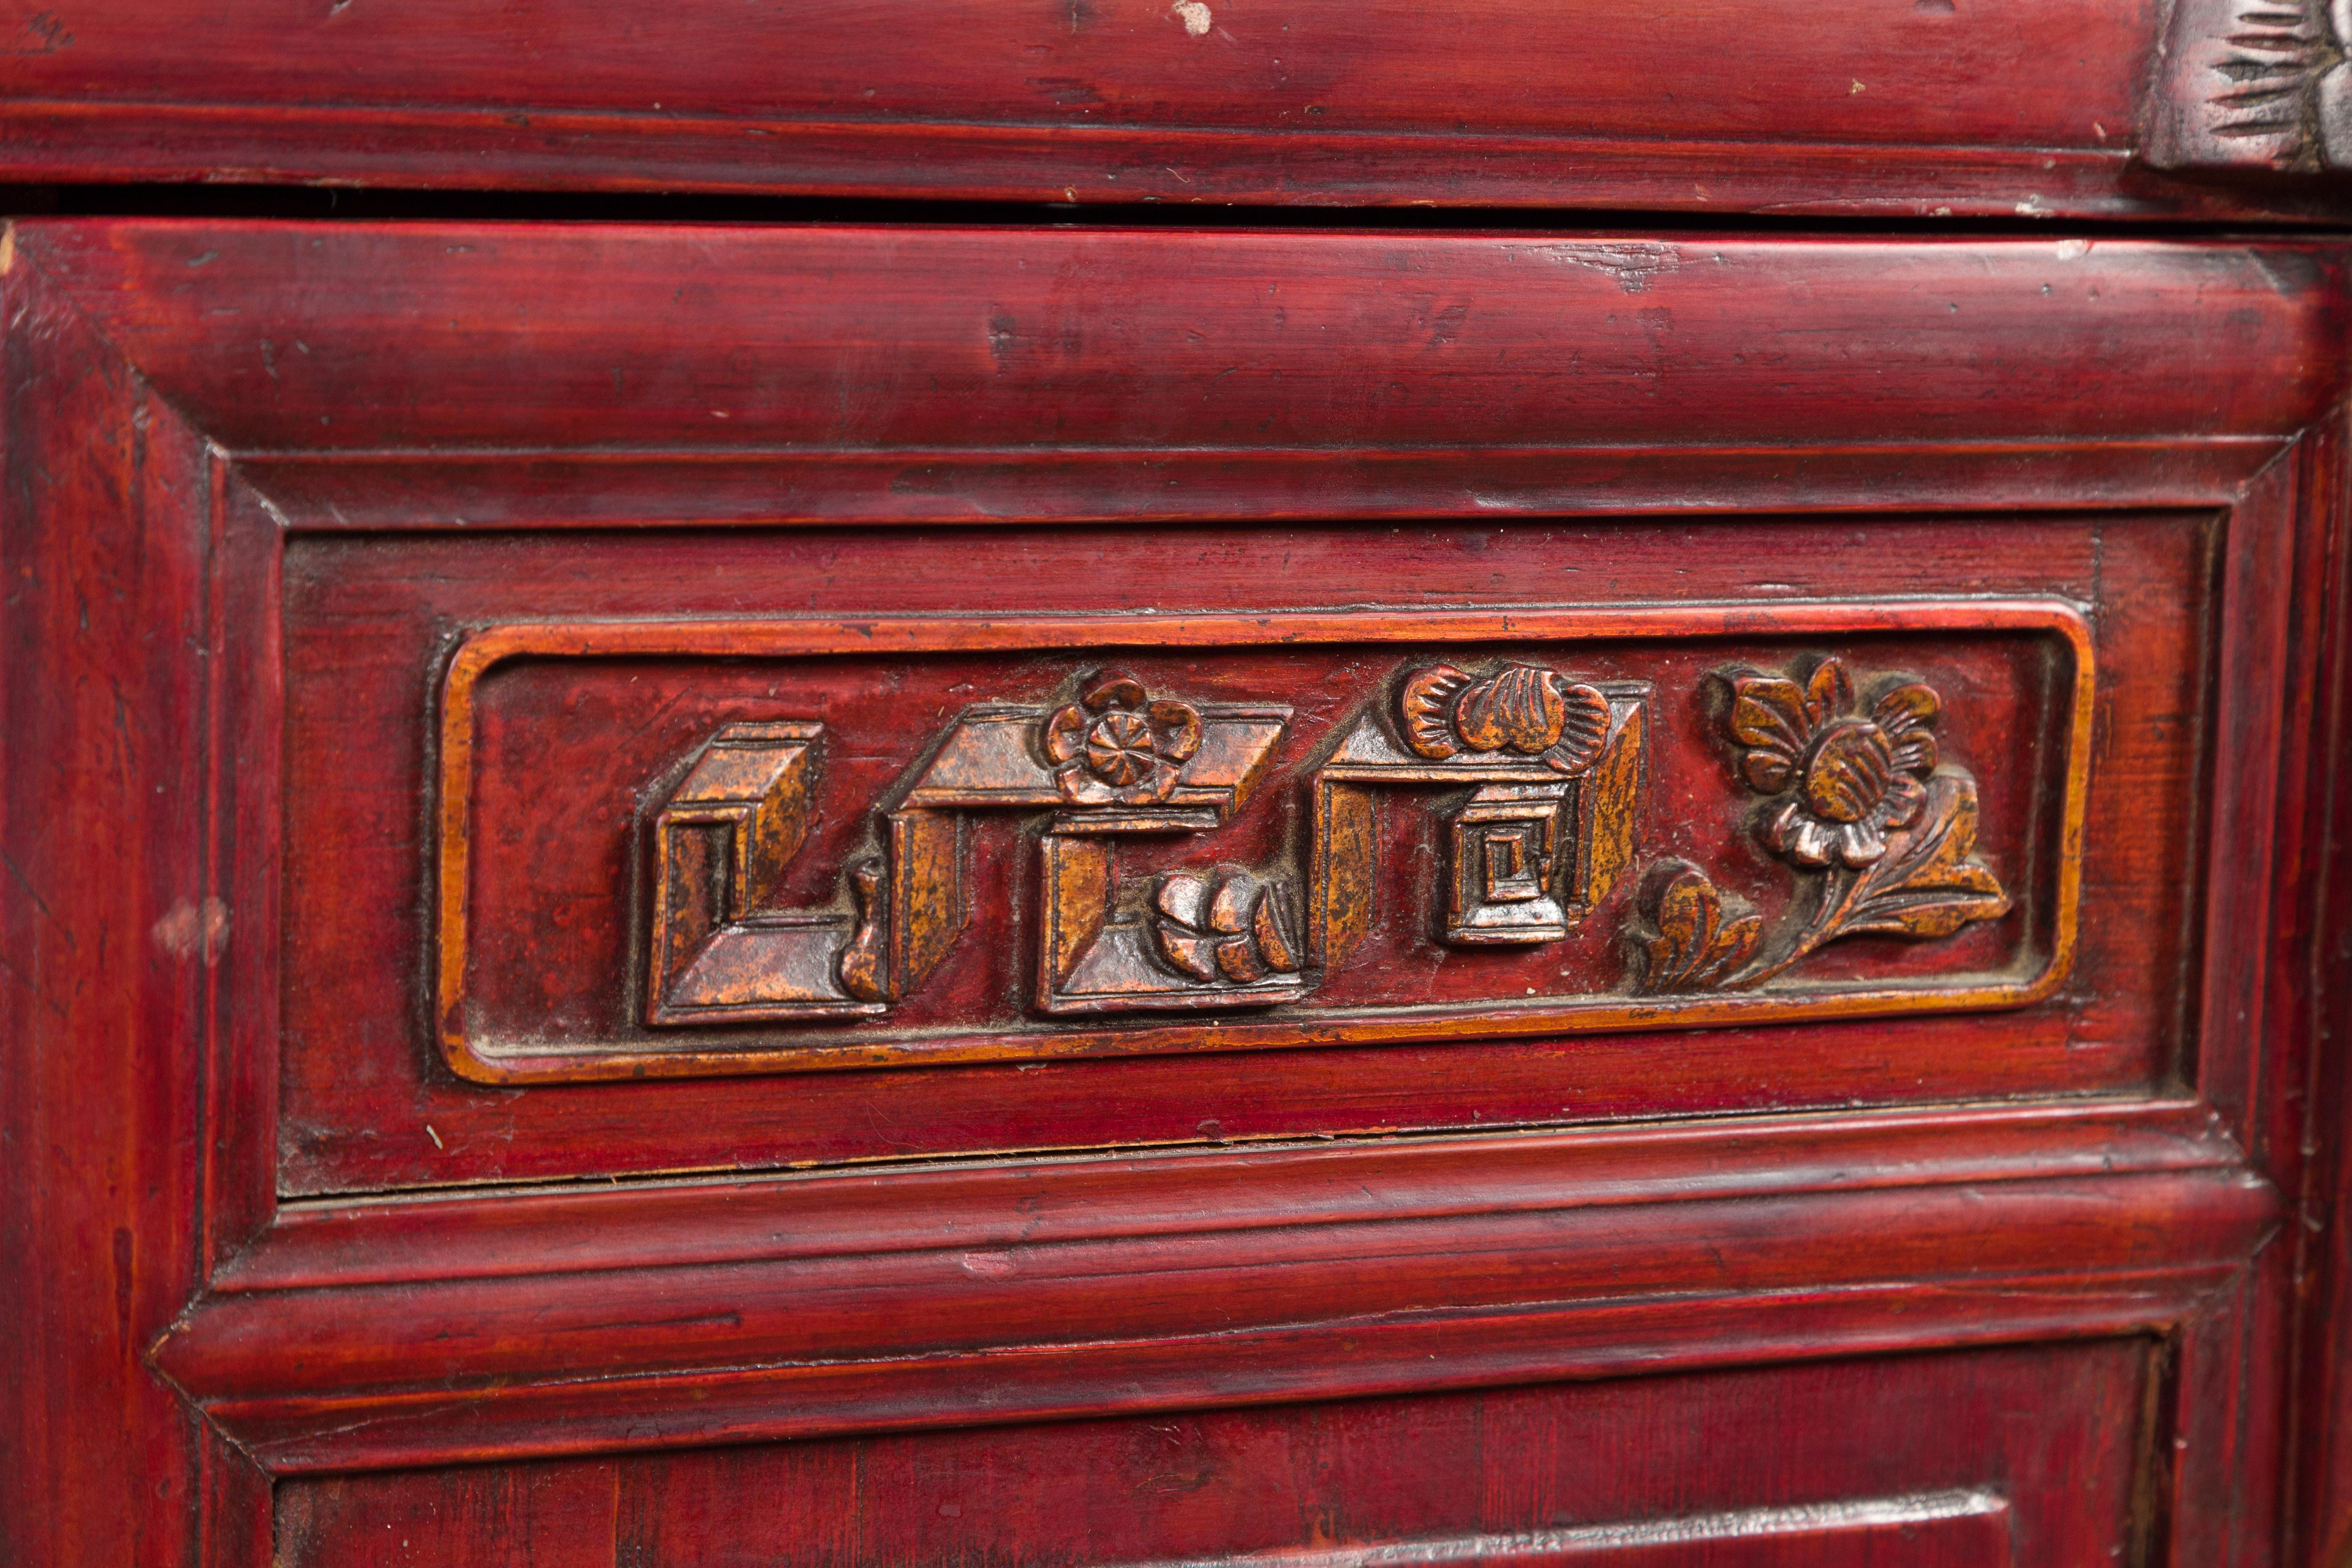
[273,1344,2140,1565]
[434,602,2082,1081]
[282,511,2203,1191]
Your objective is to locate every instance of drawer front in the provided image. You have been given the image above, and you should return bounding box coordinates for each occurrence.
[276,1344,2139,1567]
[1,0,2344,218]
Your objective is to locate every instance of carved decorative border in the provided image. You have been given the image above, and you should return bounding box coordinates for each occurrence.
[435,600,2093,1083]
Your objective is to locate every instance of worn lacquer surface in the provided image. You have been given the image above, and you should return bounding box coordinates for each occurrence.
[3,220,2347,1568]
[6,0,2350,219]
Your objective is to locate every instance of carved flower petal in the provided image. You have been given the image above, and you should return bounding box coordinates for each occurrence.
[1398,665,1472,759]
[1871,681,1941,738]
[1043,704,1089,765]
[1888,732,1939,778]
[1253,884,1303,973]
[1879,773,1927,830]
[1537,683,1614,775]
[1155,928,1224,983]
[1764,798,1805,855]
[1207,869,1258,935]
[1800,720,1895,824]
[1148,699,1203,764]
[1743,751,1795,794]
[1214,933,1268,986]
[1729,676,1812,759]
[1135,757,1184,805]
[1082,672,1147,712]
[1057,763,1114,805]
[1834,820,1887,867]
[1456,665,1568,754]
[1155,873,1212,931]
[1805,658,1855,726]
[1787,812,1835,867]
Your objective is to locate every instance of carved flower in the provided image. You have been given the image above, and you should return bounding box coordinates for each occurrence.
[1399,662,1613,775]
[1151,866,1303,986]
[1727,657,1941,869]
[1044,672,1204,807]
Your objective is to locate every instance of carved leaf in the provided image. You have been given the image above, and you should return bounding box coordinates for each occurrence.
[1838,772,2011,940]
[1635,860,1763,993]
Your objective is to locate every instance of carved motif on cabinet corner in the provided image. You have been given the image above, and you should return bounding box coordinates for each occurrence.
[2149,0,2352,171]
[636,651,2012,1032]
[1631,656,2010,995]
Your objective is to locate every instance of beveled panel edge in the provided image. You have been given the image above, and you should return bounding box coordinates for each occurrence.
[13,225,2347,457]
[223,1096,2234,1293]
[432,600,2092,1083]
[235,440,2294,532]
[159,1088,2273,1473]
[193,1275,2236,1476]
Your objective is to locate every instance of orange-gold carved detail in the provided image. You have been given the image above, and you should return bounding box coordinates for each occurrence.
[1634,657,2011,994]
[430,603,2090,1082]
[1399,662,1614,775]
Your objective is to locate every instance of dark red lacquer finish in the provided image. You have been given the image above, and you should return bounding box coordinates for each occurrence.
[5,0,2352,219]
[5,206,2352,1564]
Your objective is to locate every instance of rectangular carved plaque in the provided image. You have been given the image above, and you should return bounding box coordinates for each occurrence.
[437,601,2089,1082]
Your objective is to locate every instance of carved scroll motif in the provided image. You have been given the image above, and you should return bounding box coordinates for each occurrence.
[640,652,2018,1034]
[1631,657,2010,995]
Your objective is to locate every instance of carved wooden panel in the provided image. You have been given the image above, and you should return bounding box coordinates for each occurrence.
[9,219,2341,1568]
[435,603,2085,1082]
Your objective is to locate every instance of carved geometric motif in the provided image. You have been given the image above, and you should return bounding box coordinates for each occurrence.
[433,603,2090,1081]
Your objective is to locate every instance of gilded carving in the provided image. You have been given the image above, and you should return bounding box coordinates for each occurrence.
[1635,657,2011,995]
[1729,657,1940,870]
[635,652,2016,1027]
[1399,662,1613,774]
[1150,867,1306,987]
[1633,861,1763,992]
[1044,672,1204,808]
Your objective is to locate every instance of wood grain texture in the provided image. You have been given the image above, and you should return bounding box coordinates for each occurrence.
[271,1346,2130,1565]
[2,217,2346,1565]
[3,0,2349,219]
[15,226,2343,458]
[157,1097,2277,1469]
[0,229,269,1568]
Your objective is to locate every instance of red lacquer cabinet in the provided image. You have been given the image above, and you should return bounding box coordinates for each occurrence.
[12,6,2352,1567]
